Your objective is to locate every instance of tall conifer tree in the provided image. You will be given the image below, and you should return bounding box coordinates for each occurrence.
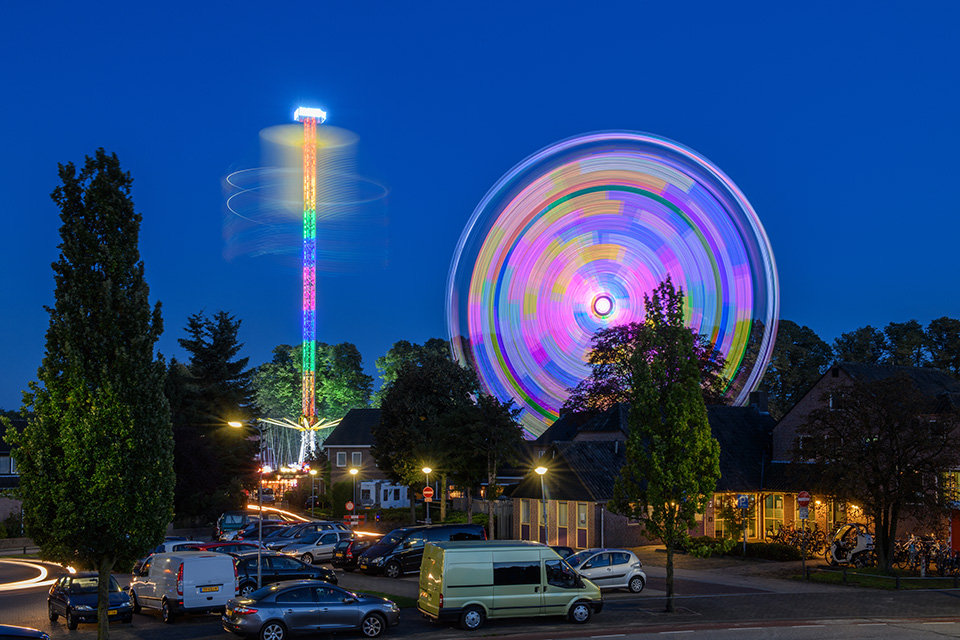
[8,150,174,640]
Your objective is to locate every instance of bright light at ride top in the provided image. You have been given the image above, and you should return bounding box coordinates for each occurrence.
[294,107,327,123]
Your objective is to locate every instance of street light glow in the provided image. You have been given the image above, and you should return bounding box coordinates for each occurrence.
[228,421,243,428]
[422,467,432,474]
[294,106,327,123]
[349,468,358,476]
[535,466,548,475]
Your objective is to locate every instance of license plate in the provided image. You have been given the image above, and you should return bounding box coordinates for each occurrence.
[108,609,117,616]
[201,586,219,592]
[226,608,233,616]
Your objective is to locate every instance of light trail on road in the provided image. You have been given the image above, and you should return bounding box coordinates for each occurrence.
[0,559,56,591]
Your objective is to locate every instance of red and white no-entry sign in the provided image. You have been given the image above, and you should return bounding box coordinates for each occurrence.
[797,491,812,508]
[423,486,435,499]
[345,501,355,511]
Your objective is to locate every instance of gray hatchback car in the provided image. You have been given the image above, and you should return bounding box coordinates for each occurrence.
[222,580,400,639]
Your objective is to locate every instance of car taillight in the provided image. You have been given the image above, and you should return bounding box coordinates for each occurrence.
[176,563,183,596]
[346,541,354,558]
[439,593,443,609]
[233,605,258,615]
[234,560,239,594]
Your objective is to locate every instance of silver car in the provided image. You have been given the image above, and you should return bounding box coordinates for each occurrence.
[222,580,400,639]
[565,548,646,593]
[281,530,352,564]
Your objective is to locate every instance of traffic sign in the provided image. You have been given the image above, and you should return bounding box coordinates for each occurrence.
[797,491,812,508]
[345,501,355,511]
[423,486,435,499]
[736,494,749,509]
[798,506,809,520]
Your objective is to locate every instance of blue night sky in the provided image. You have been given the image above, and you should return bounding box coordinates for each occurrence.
[2,2,958,411]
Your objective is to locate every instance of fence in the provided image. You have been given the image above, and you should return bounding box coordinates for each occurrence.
[806,565,960,589]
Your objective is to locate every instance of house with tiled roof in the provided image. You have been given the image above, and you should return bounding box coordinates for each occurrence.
[322,408,409,509]
[511,399,777,547]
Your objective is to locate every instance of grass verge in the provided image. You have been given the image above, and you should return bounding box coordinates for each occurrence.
[803,567,960,590]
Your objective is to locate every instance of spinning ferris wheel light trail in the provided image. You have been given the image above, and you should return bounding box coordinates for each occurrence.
[295,106,327,460]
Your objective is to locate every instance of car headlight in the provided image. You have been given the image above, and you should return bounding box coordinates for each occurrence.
[383,602,399,612]
[373,557,385,565]
[74,604,94,611]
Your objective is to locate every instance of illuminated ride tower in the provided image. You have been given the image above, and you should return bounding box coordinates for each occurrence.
[294,106,327,462]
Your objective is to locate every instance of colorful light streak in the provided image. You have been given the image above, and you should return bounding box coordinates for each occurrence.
[447,132,779,438]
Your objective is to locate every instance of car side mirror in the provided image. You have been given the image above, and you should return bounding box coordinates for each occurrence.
[122,586,129,592]
[582,563,593,569]
[341,596,357,604]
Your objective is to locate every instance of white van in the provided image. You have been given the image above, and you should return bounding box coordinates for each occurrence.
[129,550,237,623]
[418,540,603,630]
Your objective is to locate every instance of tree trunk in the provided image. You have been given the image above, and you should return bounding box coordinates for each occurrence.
[665,541,675,613]
[466,486,473,524]
[440,473,448,522]
[488,461,497,540]
[97,556,115,640]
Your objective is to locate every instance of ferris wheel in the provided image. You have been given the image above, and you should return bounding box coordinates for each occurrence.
[447,132,779,438]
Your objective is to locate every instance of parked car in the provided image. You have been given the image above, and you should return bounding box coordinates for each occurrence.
[234,521,288,542]
[215,510,264,541]
[129,551,238,623]
[551,546,576,559]
[332,535,379,572]
[48,572,133,629]
[193,541,263,555]
[222,580,400,639]
[0,624,51,639]
[281,530,354,564]
[264,521,350,550]
[359,523,486,578]
[234,551,337,597]
[564,548,646,593]
[418,540,602,630]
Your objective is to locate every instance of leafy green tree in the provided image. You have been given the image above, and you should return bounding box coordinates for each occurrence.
[926,317,960,378]
[444,395,524,537]
[6,150,174,640]
[608,278,720,613]
[372,338,449,407]
[372,351,479,521]
[167,311,257,522]
[802,375,960,571]
[832,326,887,365]
[884,320,929,367]
[563,322,727,412]
[758,320,833,420]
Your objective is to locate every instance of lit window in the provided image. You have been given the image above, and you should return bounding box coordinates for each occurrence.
[352,452,362,466]
[336,452,346,467]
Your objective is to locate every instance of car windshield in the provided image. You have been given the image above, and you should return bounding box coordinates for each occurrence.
[565,550,594,567]
[72,576,122,593]
[378,531,406,547]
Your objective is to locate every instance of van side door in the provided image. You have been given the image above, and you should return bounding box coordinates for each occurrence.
[492,556,542,619]
[542,558,581,616]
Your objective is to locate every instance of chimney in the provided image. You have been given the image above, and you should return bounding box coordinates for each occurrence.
[749,391,769,414]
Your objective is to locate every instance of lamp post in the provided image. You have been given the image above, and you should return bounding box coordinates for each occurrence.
[349,468,358,516]
[230,420,264,589]
[309,469,318,517]
[423,467,432,524]
[535,466,548,544]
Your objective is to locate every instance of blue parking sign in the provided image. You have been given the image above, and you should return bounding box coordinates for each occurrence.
[737,494,749,509]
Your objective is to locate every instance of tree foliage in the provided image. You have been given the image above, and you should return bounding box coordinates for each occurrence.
[832,325,888,365]
[758,320,833,420]
[372,338,449,407]
[6,150,174,640]
[926,317,960,378]
[607,278,720,612]
[802,375,960,572]
[884,320,928,367]
[564,321,727,413]
[167,311,257,522]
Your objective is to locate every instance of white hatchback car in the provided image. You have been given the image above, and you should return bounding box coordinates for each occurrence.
[565,548,646,593]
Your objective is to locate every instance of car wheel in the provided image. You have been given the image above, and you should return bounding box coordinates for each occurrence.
[260,620,286,640]
[568,601,592,624]
[459,605,485,630]
[239,582,257,597]
[48,602,58,622]
[361,612,386,638]
[130,589,141,614]
[161,599,176,624]
[628,575,645,593]
[384,561,402,579]
[300,553,314,564]
[66,608,78,630]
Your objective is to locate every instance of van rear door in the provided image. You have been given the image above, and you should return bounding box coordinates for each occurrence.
[181,555,235,609]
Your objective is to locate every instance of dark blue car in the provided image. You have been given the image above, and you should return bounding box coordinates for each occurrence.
[47,572,133,629]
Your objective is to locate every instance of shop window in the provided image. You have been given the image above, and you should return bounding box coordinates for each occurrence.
[764,494,784,538]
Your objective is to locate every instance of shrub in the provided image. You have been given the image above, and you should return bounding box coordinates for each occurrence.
[727,542,802,561]
[688,536,737,558]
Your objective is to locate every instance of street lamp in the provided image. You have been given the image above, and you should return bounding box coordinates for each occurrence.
[422,467,432,524]
[349,468,358,516]
[229,420,264,589]
[309,469,318,517]
[535,466,548,543]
